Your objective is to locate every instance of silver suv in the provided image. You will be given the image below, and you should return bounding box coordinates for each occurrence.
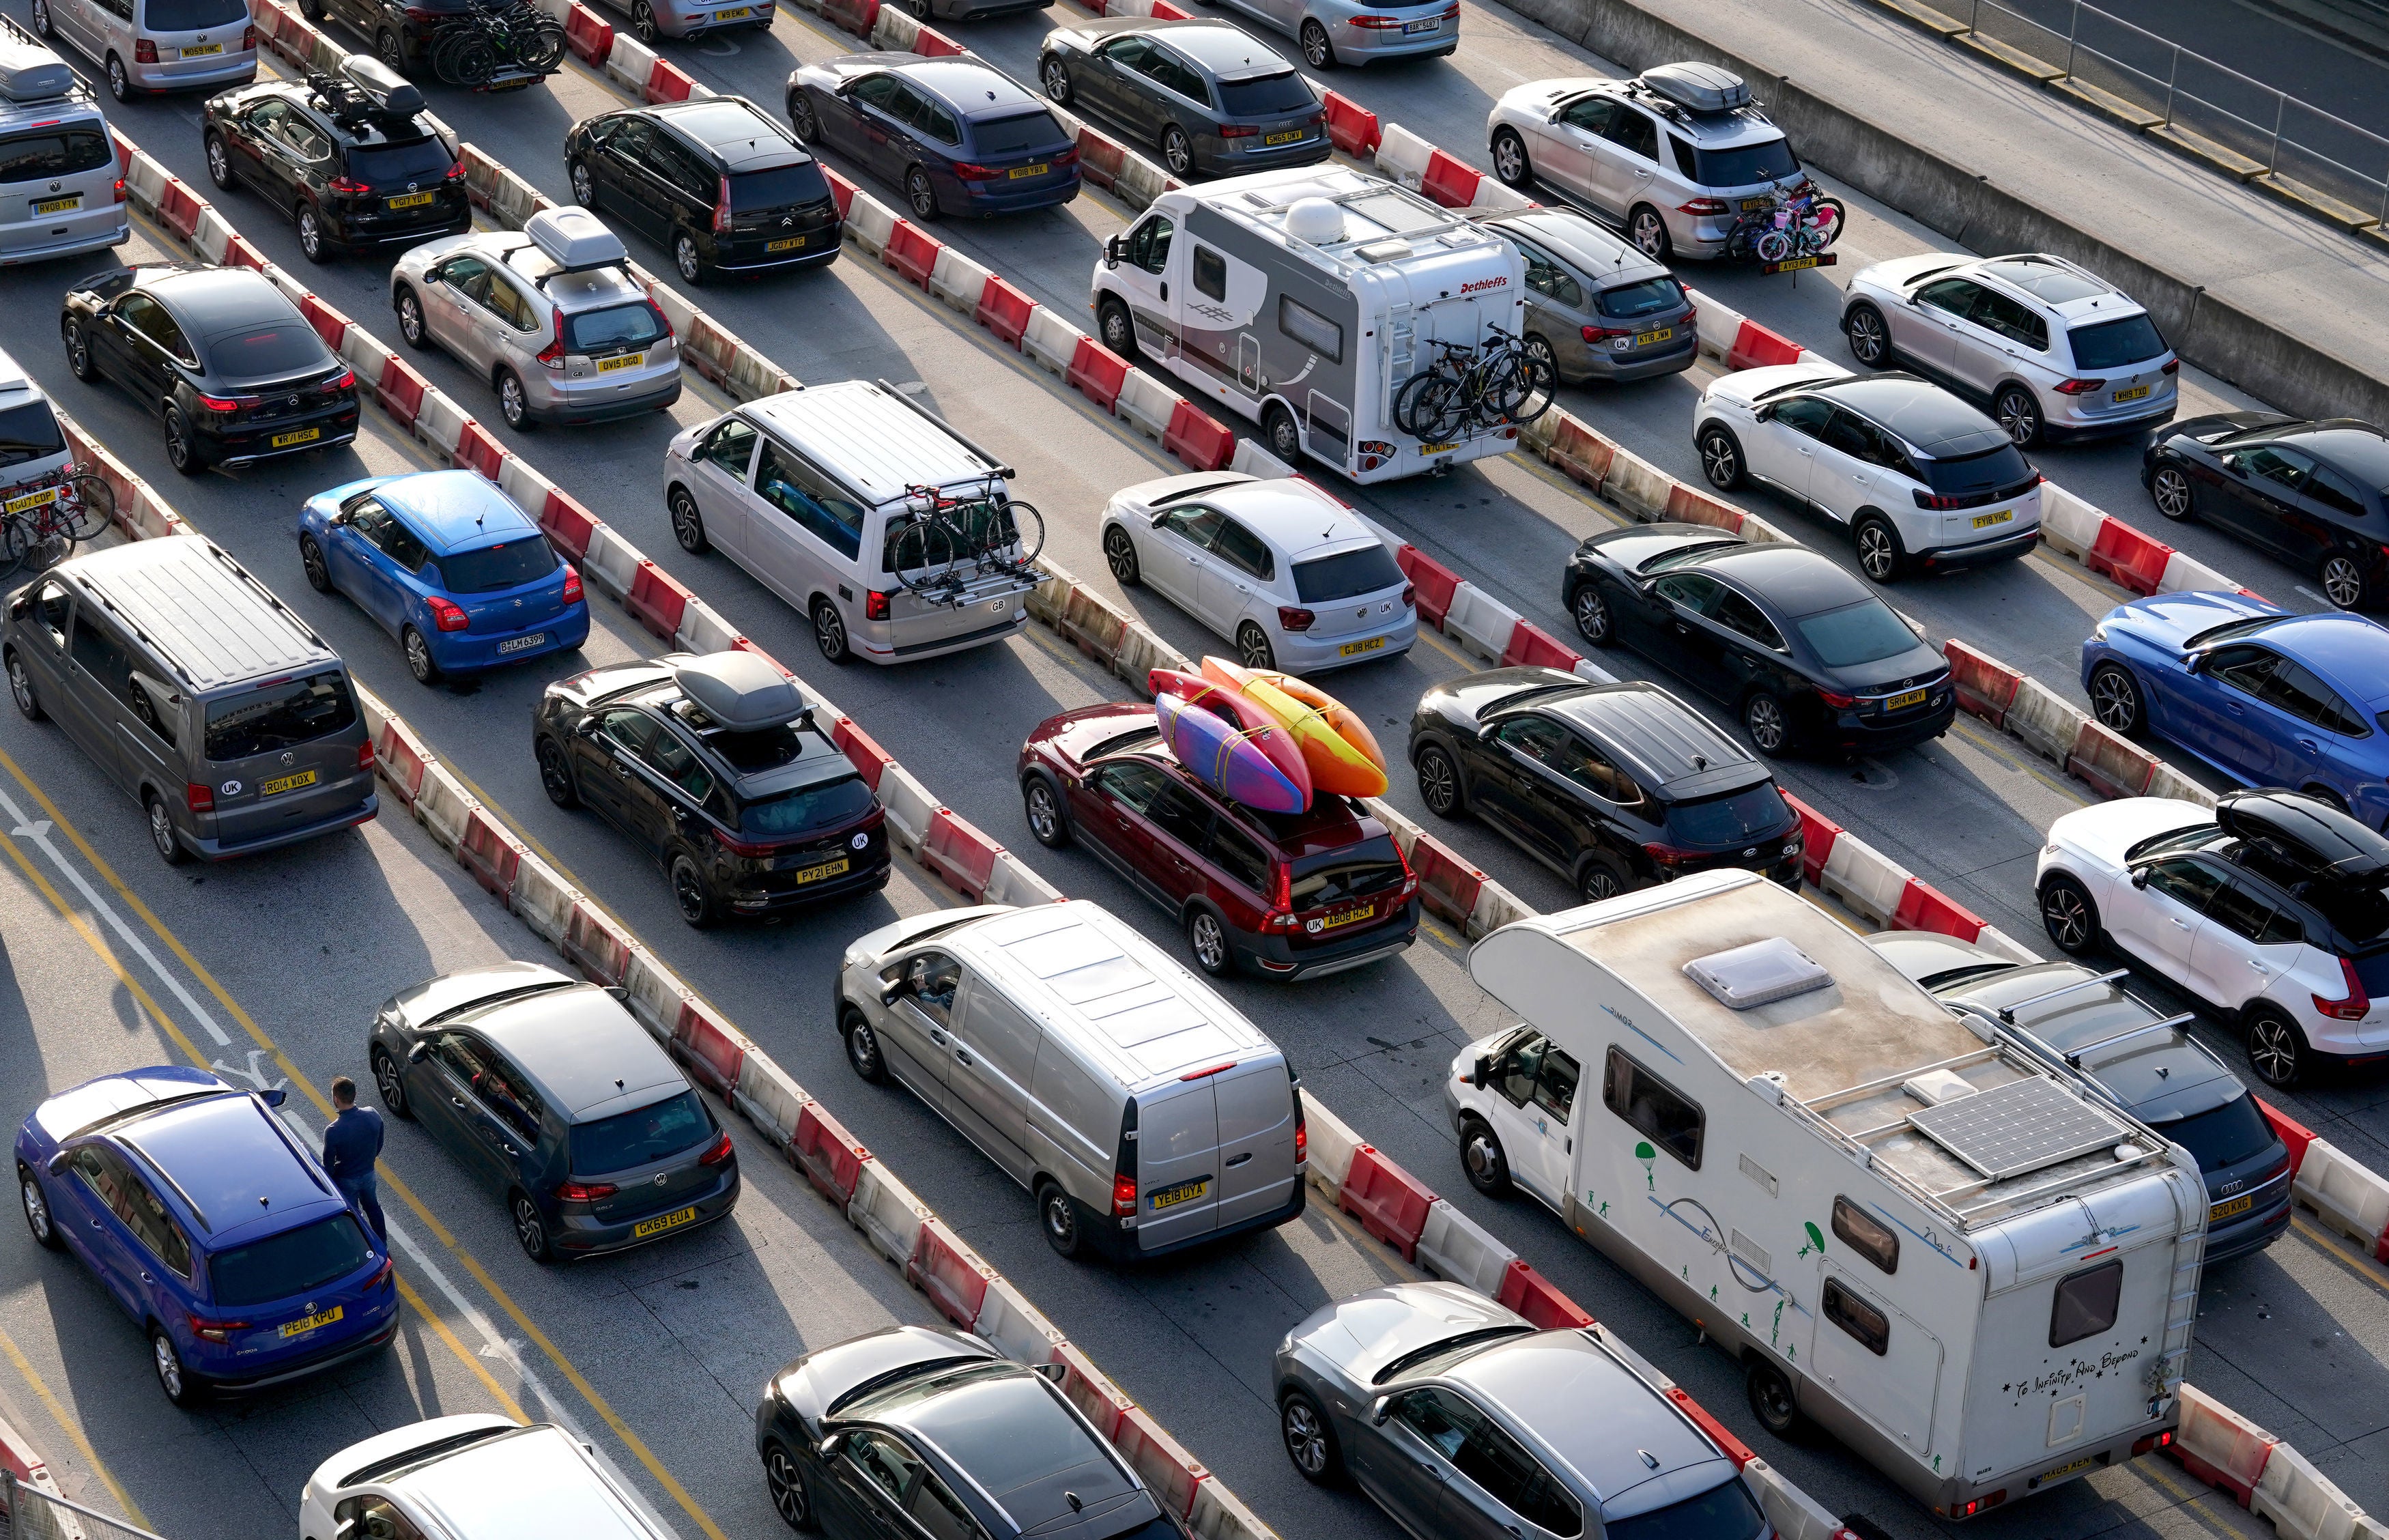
[1841,252,2178,447]
[0,21,130,270]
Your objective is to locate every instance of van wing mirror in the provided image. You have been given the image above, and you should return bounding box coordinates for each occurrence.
[1103,235,1124,271]
[1471,1055,1493,1088]
[878,978,906,1007]
[334,1522,357,1540]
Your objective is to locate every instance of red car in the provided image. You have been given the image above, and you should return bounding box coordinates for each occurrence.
[1018,703,1420,980]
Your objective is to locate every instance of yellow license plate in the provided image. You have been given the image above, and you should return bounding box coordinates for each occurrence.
[1419,441,1457,455]
[634,1205,698,1238]
[2035,1455,2099,1487]
[31,195,78,216]
[2209,1193,2255,1221]
[1886,688,1929,711]
[1263,130,1305,145]
[1971,509,2014,529]
[1319,904,1373,930]
[1633,326,1674,345]
[793,856,851,885]
[279,1304,343,1338]
[1740,197,1771,212]
[261,769,319,797]
[1008,163,1048,180]
[713,5,751,14]
[182,41,223,54]
[1771,255,1820,272]
[386,190,435,210]
[765,236,806,253]
[1147,1178,1209,1212]
[3,487,59,515]
[1339,636,1386,657]
[2115,384,2150,403]
[272,427,321,448]
[597,352,646,372]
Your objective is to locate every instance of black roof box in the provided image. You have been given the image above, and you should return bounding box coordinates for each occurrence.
[673,651,807,732]
[1637,61,1751,115]
[2215,788,2389,883]
[340,53,425,122]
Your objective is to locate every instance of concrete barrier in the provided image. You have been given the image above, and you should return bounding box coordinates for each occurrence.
[2293,1139,2389,1260]
[1416,1199,1517,1297]
[2173,1382,2277,1505]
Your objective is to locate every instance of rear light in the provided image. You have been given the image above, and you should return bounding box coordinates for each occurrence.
[1401,583,1416,609]
[1642,842,1704,868]
[1220,124,1258,139]
[1816,688,1858,709]
[113,177,126,204]
[1582,324,1633,343]
[327,369,356,392]
[134,38,157,61]
[1052,147,1079,167]
[951,162,998,180]
[1111,1171,1137,1216]
[713,826,778,859]
[2052,377,2106,395]
[1261,861,1299,933]
[1277,605,1315,633]
[1293,1111,1307,1165]
[197,393,241,413]
[1947,1491,2007,1518]
[2314,956,2371,1021]
[402,4,438,16]
[560,567,584,605]
[1440,1,1459,13]
[2132,1430,2176,1456]
[367,1255,397,1290]
[1682,304,1697,328]
[356,740,377,771]
[1397,846,1419,900]
[698,1130,736,1167]
[444,160,465,183]
[1677,197,1728,215]
[2161,358,2180,375]
[648,300,674,339]
[186,1312,248,1343]
[1349,12,1403,25]
[242,23,257,47]
[1179,1061,1236,1081]
[537,305,567,370]
[1913,489,1963,511]
[186,782,214,813]
[427,596,469,633]
[865,589,891,621]
[327,176,370,195]
[714,174,732,234]
[554,1180,617,1203]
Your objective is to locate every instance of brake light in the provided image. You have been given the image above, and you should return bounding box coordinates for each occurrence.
[560,567,584,605]
[427,596,469,633]
[1259,860,1299,932]
[2161,358,2179,375]
[2315,956,2371,1021]
[1677,197,1728,215]
[1294,1111,1307,1165]
[134,38,156,61]
[1052,146,1079,167]
[713,826,778,859]
[1582,324,1634,343]
[242,23,257,48]
[1277,605,1315,632]
[554,1179,617,1202]
[1179,1061,1236,1081]
[647,300,674,339]
[2131,1429,2175,1456]
[186,1312,249,1343]
[113,177,126,203]
[537,305,566,370]
[1642,842,1704,868]
[1111,1171,1137,1216]
[326,368,356,391]
[1440,2,1458,14]
[2052,377,2106,395]
[1349,13,1404,25]
[1948,1492,2007,1518]
[865,589,891,621]
[197,393,241,413]
[1816,688,1858,709]
[327,176,370,195]
[1913,489,1963,511]
[1682,304,1696,328]
[1220,124,1258,139]
[1396,845,1418,900]
[1401,583,1416,609]
[367,1255,397,1290]
[186,782,214,813]
[356,739,377,771]
[698,1130,736,1167]
[444,160,465,182]
[951,162,998,180]
[715,174,732,234]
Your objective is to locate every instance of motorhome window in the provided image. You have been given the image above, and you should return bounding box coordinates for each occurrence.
[2048,1259,2123,1347]
[1193,246,1227,300]
[1831,1197,1898,1274]
[1278,297,1344,362]
[204,670,358,761]
[697,418,758,475]
[754,441,865,561]
[1603,1475,1766,1540]
[1603,1047,1703,1169]
[0,130,112,183]
[1126,215,1173,274]
[1208,517,1273,580]
[1822,1277,1889,1355]
[0,399,67,468]
[1291,544,1401,603]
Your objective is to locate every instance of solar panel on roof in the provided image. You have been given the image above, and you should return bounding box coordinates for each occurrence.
[1907,1076,2130,1182]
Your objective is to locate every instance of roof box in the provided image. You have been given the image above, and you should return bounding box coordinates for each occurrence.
[339,53,424,122]
[2214,788,2389,883]
[673,651,807,732]
[1637,61,1751,115]
[0,41,74,103]
[526,207,628,274]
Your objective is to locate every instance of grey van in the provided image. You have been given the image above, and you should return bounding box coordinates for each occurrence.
[836,900,1307,1261]
[0,23,131,269]
[31,0,256,102]
[3,537,377,864]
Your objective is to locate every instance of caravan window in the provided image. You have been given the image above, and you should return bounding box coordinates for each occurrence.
[1831,1197,1899,1274]
[2049,1259,2123,1348]
[1603,1048,1702,1169]
[1278,296,1343,363]
[1822,1278,1889,1356]
[1193,246,1227,301]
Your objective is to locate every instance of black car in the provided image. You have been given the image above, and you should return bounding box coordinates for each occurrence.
[565,97,842,289]
[1408,669,1804,901]
[60,263,360,476]
[756,1326,1188,1540]
[202,57,468,263]
[2145,412,2389,611]
[297,0,512,81]
[532,651,889,926]
[1564,524,1955,758]
[1038,18,1328,180]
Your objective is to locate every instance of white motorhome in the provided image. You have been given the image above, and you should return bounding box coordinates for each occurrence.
[1446,870,2207,1520]
[1089,165,1527,483]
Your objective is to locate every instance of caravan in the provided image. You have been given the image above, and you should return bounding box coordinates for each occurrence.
[1089,165,1527,483]
[1445,870,2207,1520]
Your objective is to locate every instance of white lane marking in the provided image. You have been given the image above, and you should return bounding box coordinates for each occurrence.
[2298,586,2328,606]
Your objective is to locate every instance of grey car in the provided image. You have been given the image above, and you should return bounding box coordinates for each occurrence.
[1477,207,1694,386]
[367,960,740,1264]
[1208,0,1454,70]
[1276,1281,1769,1540]
[1038,18,1328,180]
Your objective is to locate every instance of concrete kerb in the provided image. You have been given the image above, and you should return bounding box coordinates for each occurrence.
[1741,1457,1857,1540]
[1814,827,1911,928]
[928,245,995,315]
[1022,305,1087,378]
[1115,369,1181,442]
[847,1159,931,1270]
[1299,1098,1364,1202]
[2252,1441,2376,1540]
[2293,1139,2389,1259]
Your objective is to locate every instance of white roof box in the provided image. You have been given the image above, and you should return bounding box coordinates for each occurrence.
[0,41,74,103]
[526,207,627,274]
[1639,61,1751,115]
[673,651,805,732]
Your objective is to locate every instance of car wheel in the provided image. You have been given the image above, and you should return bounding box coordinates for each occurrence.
[153,1328,200,1406]
[511,1193,553,1264]
[1522,332,1559,386]
[1300,18,1334,67]
[536,737,580,810]
[1628,204,1672,261]
[1746,1358,1801,1437]
[1262,402,1301,465]
[631,0,659,40]
[1844,302,1890,367]
[1040,56,1072,105]
[1038,1180,1087,1259]
[29,0,52,36]
[1489,127,1532,188]
[498,370,533,432]
[1235,622,1275,670]
[787,95,819,143]
[1022,774,1072,849]
[300,534,332,593]
[62,321,97,383]
[376,28,406,73]
[1854,515,1905,584]
[1743,691,1791,758]
[1994,384,2042,448]
[1162,126,1194,177]
[106,53,132,102]
[298,0,323,16]
[1572,584,1614,646]
[812,599,850,664]
[1416,744,1464,818]
[1578,850,1633,904]
[395,288,432,351]
[905,166,940,223]
[1097,297,1139,363]
[402,626,440,686]
[570,159,598,208]
[296,204,332,264]
[2244,1006,2307,1089]
[670,487,710,554]
[2039,874,2100,955]
[204,132,233,192]
[19,1165,59,1251]
[1279,1390,1346,1485]
[675,233,706,287]
[1697,425,1743,490]
[842,1008,889,1084]
[762,1442,818,1532]
[8,653,43,722]
[2151,462,2193,521]
[371,1046,413,1122]
[1102,524,1141,584]
[145,793,187,866]
[1460,1117,1512,1197]
[1185,906,1234,977]
[671,853,718,928]
[2321,553,2370,610]
[2087,662,2144,737]
[163,406,208,476]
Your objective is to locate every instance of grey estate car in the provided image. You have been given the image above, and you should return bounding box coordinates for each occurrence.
[1037,18,1328,180]
[1276,1281,1769,1540]
[5,537,377,865]
[1476,206,1695,386]
[1207,0,1454,70]
[369,960,741,1264]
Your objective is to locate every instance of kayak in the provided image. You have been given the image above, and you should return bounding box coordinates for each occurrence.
[1149,668,1314,810]
[1154,687,1311,814]
[1197,657,1388,799]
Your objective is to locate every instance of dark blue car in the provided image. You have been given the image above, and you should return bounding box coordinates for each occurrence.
[15,1067,399,1406]
[298,470,590,687]
[2082,590,2389,825]
[786,54,1081,221]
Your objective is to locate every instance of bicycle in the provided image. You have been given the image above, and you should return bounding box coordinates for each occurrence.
[0,464,115,581]
[1725,184,1845,266]
[1392,323,1554,443]
[887,481,1046,606]
[429,0,563,86]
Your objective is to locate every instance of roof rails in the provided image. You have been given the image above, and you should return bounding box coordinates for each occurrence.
[303,55,427,134]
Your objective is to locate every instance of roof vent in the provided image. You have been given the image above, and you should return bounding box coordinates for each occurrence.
[1902,1068,1978,1106]
[1356,238,1414,261]
[1283,197,1347,245]
[1684,937,1831,1010]
[672,651,807,731]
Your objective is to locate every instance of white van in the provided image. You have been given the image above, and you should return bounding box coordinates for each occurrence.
[0,21,129,268]
[1446,869,2208,1520]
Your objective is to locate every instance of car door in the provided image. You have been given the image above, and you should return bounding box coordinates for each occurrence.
[683,417,757,564]
[604,119,672,241]
[577,706,659,837]
[948,971,1040,1182]
[1197,514,1271,636]
[457,1044,543,1186]
[2220,445,2327,568]
[228,99,289,197]
[1749,395,1829,500]
[62,607,139,793]
[2171,644,2285,782]
[2193,877,2308,1013]
[63,1146,147,1317]
[879,950,959,1113]
[827,72,898,158]
[14,580,76,742]
[1513,237,1586,356]
[621,719,711,861]
[1072,760,1165,894]
[422,1031,511,1190]
[1476,715,1575,865]
[643,130,715,240]
[1141,781,1217,913]
[1647,573,1733,698]
[1112,211,1175,354]
[1590,104,1663,220]
[1478,1031,1578,1208]
[1708,588,1794,717]
[1535,93,1613,200]
[1435,1395,1579,1540]
[1354,1388,1470,1535]
[829,1431,933,1539]
[423,254,487,355]
[109,294,188,412]
[1143,504,1224,611]
[1087,35,1156,124]
[325,498,402,627]
[741,436,847,613]
[2111,853,2224,986]
[1808,407,1880,524]
[1956,287,2048,399]
[862,79,931,181]
[2252,658,2362,789]
[1896,277,1976,375]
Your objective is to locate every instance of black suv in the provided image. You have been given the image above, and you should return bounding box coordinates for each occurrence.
[1407,668,1803,902]
[564,97,842,288]
[201,56,466,263]
[60,263,360,475]
[533,651,891,926]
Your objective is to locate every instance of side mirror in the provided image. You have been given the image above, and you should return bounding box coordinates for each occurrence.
[1035,1360,1069,1386]
[46,1150,70,1177]
[2129,869,2149,889]
[604,984,629,1003]
[1638,578,1661,599]
[1369,1395,1394,1427]
[2218,452,2237,470]
[407,1040,431,1063]
[878,978,906,1007]
[1471,1055,1492,1089]
[1103,235,1124,271]
[818,1431,849,1460]
[574,714,601,737]
[334,1521,357,1540]
[1753,403,1775,423]
[2181,651,2207,676]
[262,1087,287,1108]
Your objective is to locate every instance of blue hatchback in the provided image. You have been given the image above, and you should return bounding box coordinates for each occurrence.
[298,470,590,686]
[14,1066,399,1406]
[2083,590,2389,824]
[787,55,1082,220]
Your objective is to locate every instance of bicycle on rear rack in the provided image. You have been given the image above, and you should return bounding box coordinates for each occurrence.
[887,480,1046,607]
[0,463,116,582]
[1392,323,1556,444]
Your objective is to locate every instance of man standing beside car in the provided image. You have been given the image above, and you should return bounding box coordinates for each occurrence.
[323,1076,388,1242]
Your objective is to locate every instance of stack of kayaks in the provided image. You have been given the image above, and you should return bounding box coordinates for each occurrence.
[1147,658,1389,814]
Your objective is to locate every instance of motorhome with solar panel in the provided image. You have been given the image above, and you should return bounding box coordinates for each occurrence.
[1444,869,2208,1520]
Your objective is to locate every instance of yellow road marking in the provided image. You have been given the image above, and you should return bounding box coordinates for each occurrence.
[2292,1214,2389,1296]
[0,1324,147,1527]
[2136,1454,2249,1539]
[1949,717,2095,807]
[1419,917,1459,950]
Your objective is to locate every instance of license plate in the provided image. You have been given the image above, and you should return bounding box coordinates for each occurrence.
[1009,163,1050,180]
[1971,509,2014,529]
[2034,1455,2099,1488]
[386,190,435,210]
[279,1304,343,1338]
[272,427,321,448]
[1633,326,1674,346]
[1886,688,1928,711]
[261,769,319,797]
[3,487,59,515]
[765,236,807,253]
[1339,636,1386,657]
[597,352,645,373]
[182,40,223,54]
[1147,1178,1209,1212]
[1766,255,1822,273]
[713,5,751,14]
[1319,902,1374,930]
[1263,130,1305,146]
[2209,1193,2255,1222]
[1740,196,1772,212]
[1418,440,1457,455]
[1403,17,1437,31]
[31,195,77,216]
[496,632,549,655]
[2114,384,2151,403]
[793,856,851,885]
[633,1205,697,1238]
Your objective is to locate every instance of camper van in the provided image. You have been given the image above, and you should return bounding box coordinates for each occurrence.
[1446,870,2207,1520]
[1089,165,1528,483]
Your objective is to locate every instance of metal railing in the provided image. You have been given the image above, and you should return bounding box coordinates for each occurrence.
[1,1470,167,1540]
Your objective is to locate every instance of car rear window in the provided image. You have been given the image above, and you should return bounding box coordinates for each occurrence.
[2311,888,2389,947]
[741,775,876,837]
[966,111,1067,158]
[1603,1477,1766,1540]
[569,1089,713,1173]
[1921,442,2035,498]
[346,139,456,186]
[2066,313,2167,371]
[1218,71,1317,117]
[209,1212,372,1307]
[1669,782,1790,844]
[2356,946,2389,993]
[143,0,248,28]
[1291,545,1403,604]
[728,162,830,210]
[0,399,66,470]
[1794,600,1919,668]
[207,324,327,380]
[435,537,558,595]
[2156,1093,2277,1171]
[0,128,112,184]
[564,302,667,354]
[1290,834,1407,907]
[1688,136,1798,188]
[1597,277,1682,319]
[204,670,358,762]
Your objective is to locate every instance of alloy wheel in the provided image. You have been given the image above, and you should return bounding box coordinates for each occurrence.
[1847,306,1887,365]
[1300,19,1330,67]
[21,1175,51,1245]
[1189,911,1228,973]
[500,375,528,429]
[301,535,330,592]
[147,797,183,864]
[672,858,711,925]
[2089,667,2140,733]
[513,1196,548,1261]
[672,491,707,554]
[1491,130,1526,186]
[537,739,578,808]
[2246,1014,2300,1087]
[907,170,936,220]
[788,100,818,142]
[10,657,38,719]
[2322,555,2366,610]
[2042,882,2093,951]
[399,294,425,347]
[1237,623,1274,670]
[764,1445,811,1530]
[153,1332,185,1401]
[1025,782,1061,844]
[206,136,231,190]
[1041,60,1070,104]
[31,0,49,35]
[1700,431,1738,488]
[404,627,437,685]
[65,324,90,380]
[1282,1399,1329,1476]
[2151,465,2192,519]
[1630,208,1667,259]
[1856,522,1898,582]
[1744,694,1787,754]
[298,208,323,261]
[108,55,129,102]
[1418,749,1457,814]
[676,236,702,285]
[1102,526,1139,582]
[1163,128,1192,175]
[571,161,596,207]
[1573,587,1612,644]
[1995,387,2040,446]
[1581,864,1625,902]
[374,1050,407,1115]
[164,410,195,474]
[814,602,848,663]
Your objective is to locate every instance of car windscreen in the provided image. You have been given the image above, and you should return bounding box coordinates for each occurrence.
[1670,782,1790,844]
[569,1089,714,1173]
[728,162,829,210]
[0,128,112,184]
[143,0,248,28]
[1691,136,1798,187]
[1920,442,2035,498]
[2067,313,2168,371]
[741,775,876,838]
[209,1212,372,1307]
[1597,278,1683,319]
[2155,1093,2277,1171]
[1603,1477,1768,1540]
[1218,71,1317,116]
[564,302,667,354]
[1289,835,1407,907]
[346,139,456,186]
[434,537,558,595]
[1795,600,1919,668]
[965,111,1066,157]
[207,324,328,381]
[1291,545,1404,603]
[0,399,66,469]
[204,670,359,762]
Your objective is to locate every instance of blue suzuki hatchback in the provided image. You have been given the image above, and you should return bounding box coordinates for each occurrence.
[15,1067,399,1406]
[298,470,590,686]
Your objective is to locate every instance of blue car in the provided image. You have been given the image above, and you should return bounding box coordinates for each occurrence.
[2082,590,2389,825]
[15,1066,399,1406]
[786,55,1082,221]
[298,470,590,687]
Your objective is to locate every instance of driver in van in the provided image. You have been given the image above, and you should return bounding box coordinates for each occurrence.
[905,955,959,1025]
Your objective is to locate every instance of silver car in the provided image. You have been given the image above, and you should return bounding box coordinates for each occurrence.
[390,206,681,432]
[1476,207,1696,386]
[31,0,255,102]
[1276,1281,1769,1540]
[1840,251,2179,447]
[1207,0,1455,70]
[584,0,771,47]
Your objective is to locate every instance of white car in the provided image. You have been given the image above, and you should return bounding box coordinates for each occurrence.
[1099,471,1415,672]
[1693,362,2044,584]
[300,1416,664,1540]
[2034,788,2389,1089]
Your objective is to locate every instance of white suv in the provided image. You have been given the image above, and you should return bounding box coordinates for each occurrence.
[300,1416,667,1540]
[2035,789,2389,1089]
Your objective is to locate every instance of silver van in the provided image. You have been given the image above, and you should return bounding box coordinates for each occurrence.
[663,380,1042,666]
[3,537,377,864]
[30,0,255,102]
[836,900,1308,1262]
[0,24,130,268]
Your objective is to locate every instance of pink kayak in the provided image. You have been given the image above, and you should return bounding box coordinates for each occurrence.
[1152,685,1312,814]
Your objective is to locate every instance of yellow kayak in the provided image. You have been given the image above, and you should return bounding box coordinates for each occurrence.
[1199,657,1388,799]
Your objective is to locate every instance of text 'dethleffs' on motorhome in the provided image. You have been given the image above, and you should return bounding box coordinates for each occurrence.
[1089,166,1529,484]
[1448,870,2209,1520]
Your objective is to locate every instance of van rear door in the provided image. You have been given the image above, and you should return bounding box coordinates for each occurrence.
[200,668,369,850]
[1210,1061,1297,1229]
[1133,1079,1220,1251]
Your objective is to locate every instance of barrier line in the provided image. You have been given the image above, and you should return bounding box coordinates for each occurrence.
[2291,1215,2389,1296]
[0,1325,145,1528]
[1947,718,2097,805]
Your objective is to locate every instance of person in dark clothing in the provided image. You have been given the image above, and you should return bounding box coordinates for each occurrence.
[324,1076,388,1242]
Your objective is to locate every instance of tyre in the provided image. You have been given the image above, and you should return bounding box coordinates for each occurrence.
[1746,1358,1801,1438]
[1742,691,1791,758]
[511,1192,553,1264]
[570,159,598,208]
[298,0,324,20]
[842,1006,888,1084]
[1521,332,1559,391]
[296,204,332,264]
[536,737,580,810]
[1102,524,1140,584]
[402,625,441,685]
[1097,296,1139,364]
[61,475,110,541]
[2150,461,2193,522]
[395,287,432,351]
[372,1046,412,1121]
[1571,583,1614,646]
[631,0,659,40]
[1697,425,1743,491]
[788,95,820,143]
[145,794,187,866]
[29,0,52,36]
[63,320,97,383]
[1853,515,1905,584]
[1162,126,1194,177]
[204,132,233,192]
[1627,203,1671,261]
[1235,622,1275,670]
[1300,18,1333,67]
[1489,127,1532,188]
[1039,55,1072,105]
[761,1441,819,1532]
[106,53,132,102]
[1459,1117,1511,1197]
[812,599,850,664]
[376,27,406,74]
[670,487,710,554]
[2087,662,2145,737]
[2243,1006,2308,1089]
[163,406,208,476]
[1262,402,1301,465]
[153,1328,201,1406]
[1577,849,1633,903]
[1022,775,1072,849]
[1279,1390,1346,1485]
[497,370,534,432]
[1993,384,2042,448]
[2321,552,2370,611]
[671,853,718,928]
[19,1165,59,1251]
[1416,744,1464,818]
[8,652,44,722]
[904,166,940,222]
[1186,905,1234,978]
[675,233,706,287]
[2039,874,2099,955]
[1844,302,1889,367]
[1038,1180,1087,1259]
[300,534,332,593]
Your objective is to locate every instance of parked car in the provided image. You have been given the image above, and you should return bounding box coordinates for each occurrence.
[1562,524,1954,758]
[1206,0,1452,69]
[534,651,891,925]
[756,1326,1187,1539]
[584,0,771,47]
[32,0,254,100]
[1473,206,1695,386]
[2143,413,2389,610]
[391,207,681,431]
[1693,363,2044,584]
[2035,789,2389,1087]
[565,96,843,287]
[0,21,131,270]
[2079,590,2389,820]
[1020,701,1420,977]
[1099,470,1414,672]
[1275,1280,1766,1540]
[15,1065,397,1404]
[1037,18,1327,180]
[1487,63,1799,261]
[302,1416,670,1540]
[296,0,474,77]
[1869,929,2293,1262]
[786,55,1080,222]
[1407,668,1803,901]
